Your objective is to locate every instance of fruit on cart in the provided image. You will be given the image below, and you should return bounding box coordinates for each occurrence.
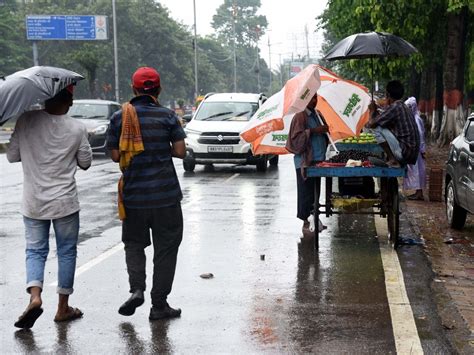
[341,133,377,144]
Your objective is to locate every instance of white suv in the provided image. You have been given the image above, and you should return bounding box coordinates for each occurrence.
[183,93,278,172]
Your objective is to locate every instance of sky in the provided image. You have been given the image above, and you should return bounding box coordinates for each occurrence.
[158,0,328,70]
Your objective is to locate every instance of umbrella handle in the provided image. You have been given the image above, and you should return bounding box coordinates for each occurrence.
[371,57,374,101]
[315,111,339,154]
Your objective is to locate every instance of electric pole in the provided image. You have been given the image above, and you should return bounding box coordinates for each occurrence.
[193,0,198,99]
[255,26,261,92]
[232,1,237,92]
[268,36,272,93]
[304,24,310,61]
[112,0,120,102]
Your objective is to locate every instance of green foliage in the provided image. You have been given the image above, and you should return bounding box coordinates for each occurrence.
[319,0,450,94]
[0,0,32,76]
[212,0,268,46]
[1,0,272,105]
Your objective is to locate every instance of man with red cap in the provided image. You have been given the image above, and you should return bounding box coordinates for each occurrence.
[107,66,186,320]
[7,85,92,328]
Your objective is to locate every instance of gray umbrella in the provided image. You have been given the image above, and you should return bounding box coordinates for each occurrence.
[0,66,84,126]
[323,32,418,98]
[323,31,418,60]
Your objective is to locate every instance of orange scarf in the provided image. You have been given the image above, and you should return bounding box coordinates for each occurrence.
[118,102,144,220]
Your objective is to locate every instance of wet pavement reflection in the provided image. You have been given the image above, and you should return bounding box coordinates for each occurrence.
[0,155,450,353]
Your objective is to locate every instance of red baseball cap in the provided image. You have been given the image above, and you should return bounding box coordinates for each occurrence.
[65,84,74,94]
[132,67,160,90]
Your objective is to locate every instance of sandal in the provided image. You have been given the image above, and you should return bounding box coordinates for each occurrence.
[14,305,44,329]
[54,307,83,322]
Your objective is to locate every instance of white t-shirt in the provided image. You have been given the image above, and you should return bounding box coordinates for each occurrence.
[7,110,92,219]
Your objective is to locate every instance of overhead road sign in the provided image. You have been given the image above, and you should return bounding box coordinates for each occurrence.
[26,15,108,40]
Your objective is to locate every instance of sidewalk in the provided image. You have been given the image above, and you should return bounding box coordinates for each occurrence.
[402,143,473,353]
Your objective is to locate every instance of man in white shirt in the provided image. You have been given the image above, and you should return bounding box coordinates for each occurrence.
[7,86,92,328]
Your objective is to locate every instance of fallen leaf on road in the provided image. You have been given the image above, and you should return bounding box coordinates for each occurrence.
[200,273,214,279]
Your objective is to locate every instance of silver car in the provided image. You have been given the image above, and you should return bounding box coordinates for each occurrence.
[445,113,474,229]
[69,99,121,154]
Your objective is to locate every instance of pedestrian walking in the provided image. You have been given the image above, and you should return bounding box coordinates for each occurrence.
[286,93,329,238]
[7,86,92,329]
[403,96,426,200]
[107,67,186,320]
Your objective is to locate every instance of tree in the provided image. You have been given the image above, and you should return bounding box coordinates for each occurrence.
[319,0,474,144]
[1,0,274,104]
[438,4,470,145]
[69,44,104,98]
[212,0,268,46]
[0,1,34,76]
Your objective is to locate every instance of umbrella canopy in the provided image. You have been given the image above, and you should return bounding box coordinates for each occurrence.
[240,65,371,155]
[323,31,418,60]
[240,64,322,154]
[0,66,84,125]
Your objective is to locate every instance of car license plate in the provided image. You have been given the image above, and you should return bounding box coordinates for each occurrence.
[208,146,233,153]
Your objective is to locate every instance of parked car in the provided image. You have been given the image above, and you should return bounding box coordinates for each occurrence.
[445,113,474,229]
[69,99,121,154]
[183,92,278,172]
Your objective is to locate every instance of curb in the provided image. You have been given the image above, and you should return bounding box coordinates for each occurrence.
[402,200,474,353]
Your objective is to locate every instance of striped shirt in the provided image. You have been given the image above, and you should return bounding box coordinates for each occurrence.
[372,101,420,164]
[107,95,186,209]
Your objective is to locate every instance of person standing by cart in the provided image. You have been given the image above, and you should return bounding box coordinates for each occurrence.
[403,96,426,200]
[286,93,329,238]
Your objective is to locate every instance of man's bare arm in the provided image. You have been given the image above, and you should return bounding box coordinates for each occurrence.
[110,149,120,162]
[171,140,186,159]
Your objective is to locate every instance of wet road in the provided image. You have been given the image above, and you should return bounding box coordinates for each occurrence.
[0,154,453,354]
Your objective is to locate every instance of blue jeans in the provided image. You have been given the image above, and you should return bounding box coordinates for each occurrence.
[23,212,79,295]
[371,126,404,163]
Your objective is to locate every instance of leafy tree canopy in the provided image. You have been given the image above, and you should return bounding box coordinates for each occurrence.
[212,0,268,47]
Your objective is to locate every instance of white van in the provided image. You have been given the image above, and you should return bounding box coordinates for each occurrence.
[183,92,278,172]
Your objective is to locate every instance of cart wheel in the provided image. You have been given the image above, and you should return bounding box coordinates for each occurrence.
[387,178,400,247]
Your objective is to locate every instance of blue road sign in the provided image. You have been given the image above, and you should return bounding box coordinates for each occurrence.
[26,15,108,40]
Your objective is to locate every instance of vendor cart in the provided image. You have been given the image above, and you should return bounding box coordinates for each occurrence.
[306,143,406,250]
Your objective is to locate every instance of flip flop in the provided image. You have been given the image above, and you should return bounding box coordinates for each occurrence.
[14,306,44,329]
[54,307,83,322]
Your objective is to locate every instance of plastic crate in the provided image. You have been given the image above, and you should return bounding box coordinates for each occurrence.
[428,168,444,202]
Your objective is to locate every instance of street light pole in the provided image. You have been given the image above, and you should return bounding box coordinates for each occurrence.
[256,46,260,92]
[268,36,271,92]
[112,0,120,102]
[232,0,237,92]
[32,41,39,66]
[255,26,261,93]
[193,0,199,99]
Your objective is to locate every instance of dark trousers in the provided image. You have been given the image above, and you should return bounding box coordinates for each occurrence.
[122,203,183,308]
[296,168,321,221]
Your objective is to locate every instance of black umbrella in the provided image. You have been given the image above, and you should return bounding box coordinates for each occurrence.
[0,66,84,126]
[323,32,418,98]
[324,31,418,60]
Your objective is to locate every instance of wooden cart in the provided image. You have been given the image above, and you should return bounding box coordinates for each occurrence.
[306,144,406,250]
